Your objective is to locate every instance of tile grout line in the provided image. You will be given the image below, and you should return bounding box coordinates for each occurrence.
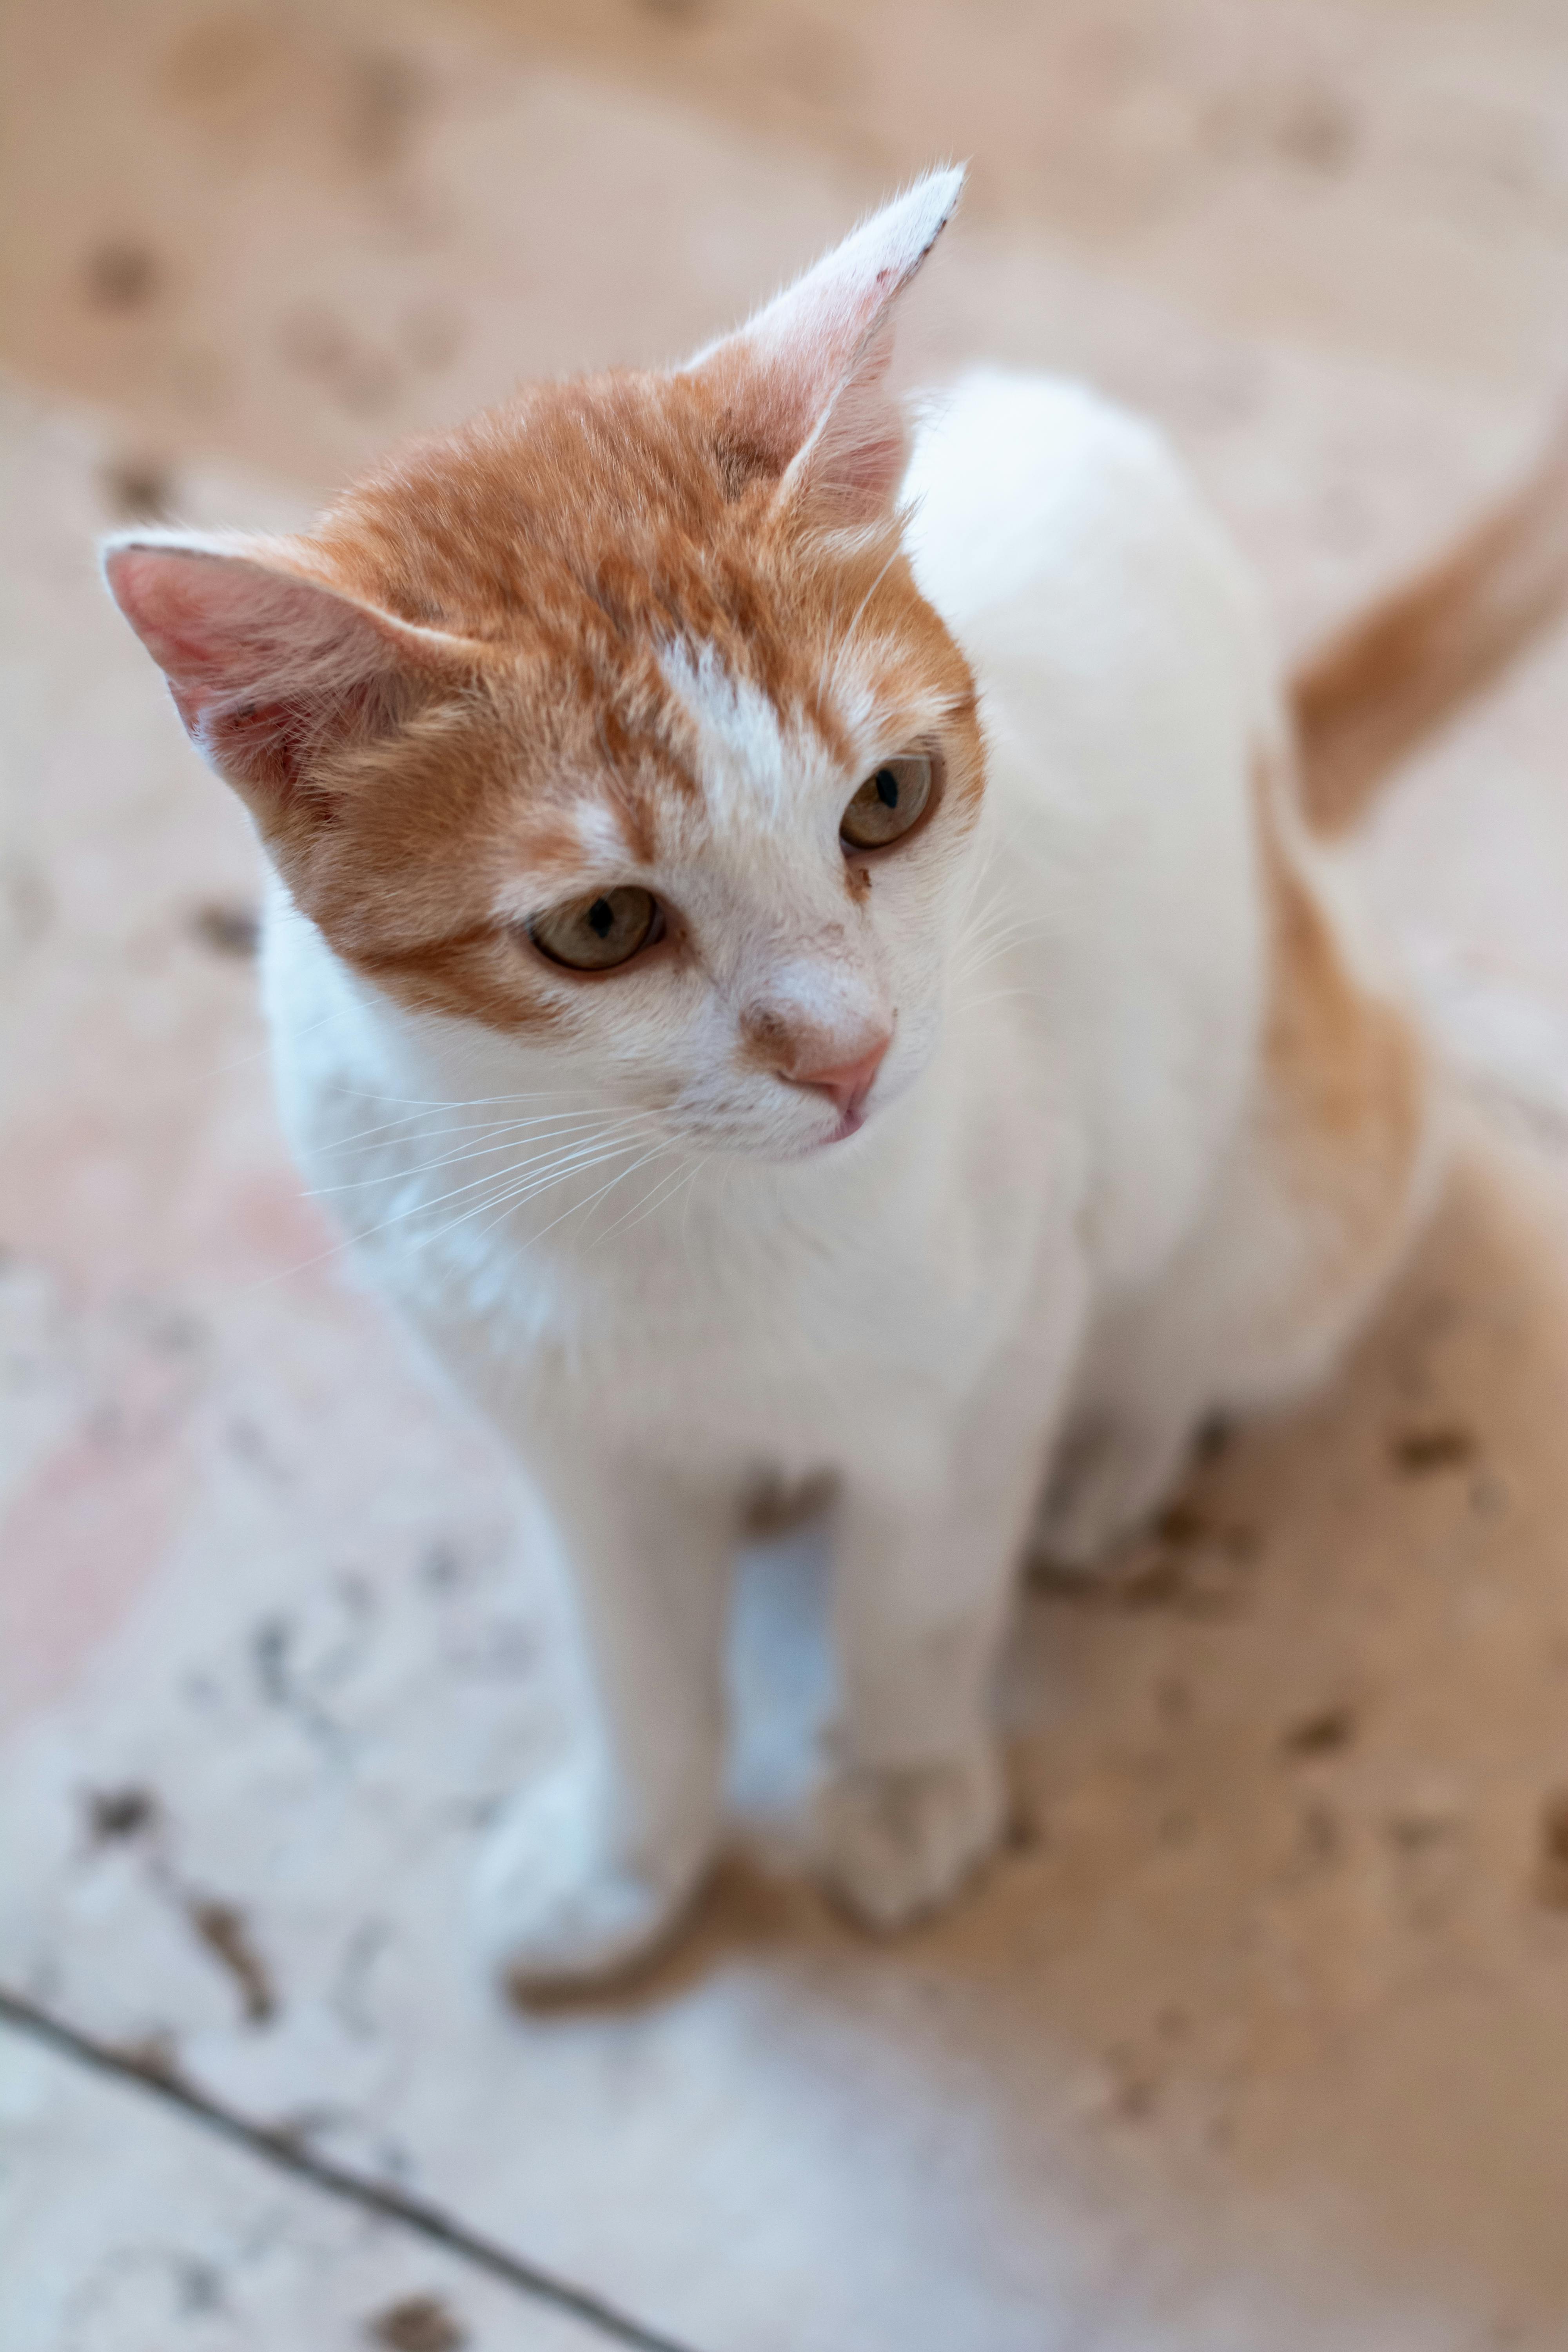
[0,1984,702,2352]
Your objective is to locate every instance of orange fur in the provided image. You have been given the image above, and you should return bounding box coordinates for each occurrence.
[1293,410,1568,833]
[1253,756,1428,1333]
[221,371,980,1033]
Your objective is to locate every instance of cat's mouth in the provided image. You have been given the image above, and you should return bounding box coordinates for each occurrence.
[766,1102,871,1161]
[818,1104,868,1147]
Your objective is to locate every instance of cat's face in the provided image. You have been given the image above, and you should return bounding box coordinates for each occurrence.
[105,171,983,1160]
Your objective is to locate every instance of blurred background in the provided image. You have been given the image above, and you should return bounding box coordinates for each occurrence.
[7,4,1568,2348]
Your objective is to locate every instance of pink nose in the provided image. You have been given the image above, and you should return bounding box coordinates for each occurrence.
[785,1034,891,1122]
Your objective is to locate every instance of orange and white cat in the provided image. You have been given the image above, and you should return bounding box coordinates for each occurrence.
[104,170,1568,1992]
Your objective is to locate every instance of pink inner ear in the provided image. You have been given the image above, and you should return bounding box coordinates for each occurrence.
[107,544,376,695]
[684,167,964,520]
[105,544,249,681]
[104,542,420,794]
[788,316,909,519]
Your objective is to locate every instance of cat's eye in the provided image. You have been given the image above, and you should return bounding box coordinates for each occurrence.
[840,755,933,851]
[529,886,662,972]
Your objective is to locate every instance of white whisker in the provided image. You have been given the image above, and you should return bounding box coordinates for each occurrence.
[413,1131,656,1254]
[308,1109,660,1194]
[590,1150,696,1244]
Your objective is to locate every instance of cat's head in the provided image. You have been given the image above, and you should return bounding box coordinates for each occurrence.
[105,169,984,1161]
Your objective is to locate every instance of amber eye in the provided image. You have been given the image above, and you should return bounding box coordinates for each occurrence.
[529,886,661,972]
[840,754,933,851]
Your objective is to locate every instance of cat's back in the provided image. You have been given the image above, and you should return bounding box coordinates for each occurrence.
[902,367,1259,672]
[905,368,1278,1290]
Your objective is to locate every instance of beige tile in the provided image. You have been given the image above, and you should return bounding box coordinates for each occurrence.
[0,2020,619,2352]
[9,4,1568,2346]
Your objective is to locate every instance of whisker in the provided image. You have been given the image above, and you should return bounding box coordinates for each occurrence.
[590,1150,695,1244]
[679,1156,709,1261]
[521,1139,677,1251]
[241,1126,655,1293]
[951,985,1040,1015]
[308,1090,632,1155]
[413,1131,655,1254]
[307,1109,660,1194]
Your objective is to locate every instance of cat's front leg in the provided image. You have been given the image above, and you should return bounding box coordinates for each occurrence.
[817,1350,1076,1931]
[472,1439,733,1996]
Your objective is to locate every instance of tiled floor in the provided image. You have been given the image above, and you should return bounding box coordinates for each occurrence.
[7,4,1568,2347]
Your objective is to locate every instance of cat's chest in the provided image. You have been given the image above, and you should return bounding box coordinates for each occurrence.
[424,1112,1062,1472]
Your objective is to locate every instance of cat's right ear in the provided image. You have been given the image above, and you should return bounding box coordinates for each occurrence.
[102,532,479,815]
[682,166,965,528]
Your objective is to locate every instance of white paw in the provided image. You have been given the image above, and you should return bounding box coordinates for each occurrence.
[815,1744,1005,1930]
[1034,1412,1190,1568]
[470,1762,714,1996]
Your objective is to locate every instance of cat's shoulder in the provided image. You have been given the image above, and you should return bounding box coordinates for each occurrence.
[902,367,1248,642]
[905,367,1176,510]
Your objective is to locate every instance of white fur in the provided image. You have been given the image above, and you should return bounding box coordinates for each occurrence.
[246,359,1419,1991]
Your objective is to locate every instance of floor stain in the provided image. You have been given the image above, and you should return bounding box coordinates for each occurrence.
[82,240,161,310]
[1282,1703,1357,1757]
[367,2292,468,2352]
[1535,1791,1568,1908]
[185,1896,277,2025]
[189,900,260,958]
[1391,1425,1478,1473]
[85,1785,159,1844]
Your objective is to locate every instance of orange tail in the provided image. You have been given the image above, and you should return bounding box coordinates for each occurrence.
[1293,412,1568,834]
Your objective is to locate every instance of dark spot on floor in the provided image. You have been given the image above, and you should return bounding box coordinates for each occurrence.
[1156,1500,1261,1561]
[1392,1424,1477,1473]
[740,1464,837,1537]
[189,900,259,958]
[1154,1498,1208,1545]
[102,459,176,521]
[1193,1412,1233,1463]
[1029,1540,1252,1618]
[1205,81,1358,176]
[1386,1808,1459,1853]
[86,1785,159,1843]
[419,1540,464,1590]
[1103,2046,1161,2120]
[187,1897,277,2024]
[1004,1794,1045,1853]
[1282,1702,1356,1757]
[176,2256,224,2314]
[118,2029,182,2084]
[341,50,428,172]
[367,2292,468,2352]
[1536,1791,1568,1908]
[83,240,161,310]
[1274,85,1359,172]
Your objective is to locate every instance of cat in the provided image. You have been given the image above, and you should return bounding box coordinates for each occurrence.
[104,168,1568,1993]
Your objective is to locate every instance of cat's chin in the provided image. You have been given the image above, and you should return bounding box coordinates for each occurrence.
[818,1105,868,1148]
[780,1104,869,1160]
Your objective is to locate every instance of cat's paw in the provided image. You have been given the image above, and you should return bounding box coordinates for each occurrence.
[815,1744,1004,1931]
[1034,1412,1191,1568]
[471,1764,714,1996]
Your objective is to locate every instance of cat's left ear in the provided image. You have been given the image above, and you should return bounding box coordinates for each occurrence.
[683,165,965,527]
[101,529,480,813]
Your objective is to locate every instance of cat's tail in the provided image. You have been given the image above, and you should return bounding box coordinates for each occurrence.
[1292,408,1568,834]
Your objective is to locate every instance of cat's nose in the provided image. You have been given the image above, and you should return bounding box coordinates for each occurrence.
[783,1033,892,1121]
